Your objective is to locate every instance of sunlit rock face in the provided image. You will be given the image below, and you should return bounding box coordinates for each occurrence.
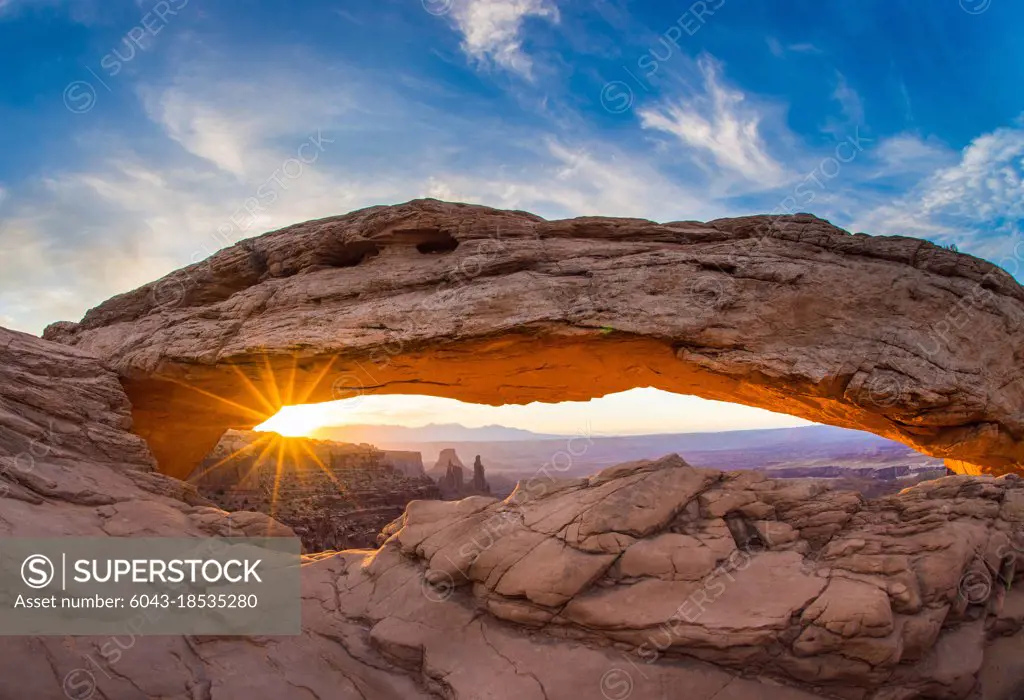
[190,429,440,551]
[43,199,1024,479]
[2,326,1024,699]
[370,453,1024,699]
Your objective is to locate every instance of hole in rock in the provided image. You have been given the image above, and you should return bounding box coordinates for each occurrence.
[724,513,767,552]
[185,389,945,554]
[414,230,459,254]
[320,240,381,268]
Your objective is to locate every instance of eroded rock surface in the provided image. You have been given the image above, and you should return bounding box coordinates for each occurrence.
[41,199,1024,478]
[0,328,826,699]
[2,328,1024,698]
[377,454,1024,699]
[191,429,441,551]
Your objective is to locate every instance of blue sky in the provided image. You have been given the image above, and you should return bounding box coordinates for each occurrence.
[1,0,1022,334]
[0,0,1022,434]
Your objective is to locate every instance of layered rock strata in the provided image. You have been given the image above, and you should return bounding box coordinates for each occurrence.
[375,454,1024,699]
[1,327,1023,698]
[41,199,1024,479]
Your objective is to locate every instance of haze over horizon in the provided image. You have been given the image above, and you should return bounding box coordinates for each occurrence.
[256,387,813,437]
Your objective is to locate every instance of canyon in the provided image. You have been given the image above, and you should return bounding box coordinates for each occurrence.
[190,430,439,551]
[2,199,1024,698]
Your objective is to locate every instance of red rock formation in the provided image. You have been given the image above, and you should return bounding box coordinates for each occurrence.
[431,449,492,498]
[472,454,491,494]
[381,450,425,478]
[190,429,440,550]
[438,461,465,497]
[2,325,1023,698]
[380,453,1024,699]
[42,200,1024,480]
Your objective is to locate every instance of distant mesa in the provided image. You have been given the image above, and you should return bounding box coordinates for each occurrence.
[431,447,465,473]
[317,423,558,444]
[380,450,426,478]
[189,429,437,552]
[431,448,492,499]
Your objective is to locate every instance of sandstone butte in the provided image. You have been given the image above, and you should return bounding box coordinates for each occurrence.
[0,198,1019,698]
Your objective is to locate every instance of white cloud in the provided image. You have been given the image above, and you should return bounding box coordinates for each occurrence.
[423,139,721,222]
[140,73,355,177]
[920,126,1024,221]
[832,72,864,126]
[871,132,956,178]
[851,122,1024,253]
[448,0,559,78]
[766,37,821,58]
[638,56,788,188]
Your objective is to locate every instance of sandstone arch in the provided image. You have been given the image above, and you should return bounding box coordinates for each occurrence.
[44,199,1024,480]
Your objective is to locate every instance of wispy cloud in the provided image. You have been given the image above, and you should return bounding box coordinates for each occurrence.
[424,139,721,221]
[140,69,355,177]
[765,37,822,58]
[871,132,956,177]
[448,0,559,78]
[852,120,1024,250]
[832,72,864,125]
[638,56,788,187]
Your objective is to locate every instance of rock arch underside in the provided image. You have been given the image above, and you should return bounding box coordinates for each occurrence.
[44,198,1024,480]
[0,198,1021,699]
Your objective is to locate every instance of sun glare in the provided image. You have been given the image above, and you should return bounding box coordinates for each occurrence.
[252,388,811,440]
[255,405,323,437]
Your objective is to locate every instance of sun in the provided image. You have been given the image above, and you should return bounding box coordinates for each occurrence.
[254,405,323,437]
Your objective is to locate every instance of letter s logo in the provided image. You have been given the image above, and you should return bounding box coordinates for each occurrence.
[22,554,55,589]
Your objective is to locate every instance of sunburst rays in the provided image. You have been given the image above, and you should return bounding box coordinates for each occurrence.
[179,352,347,524]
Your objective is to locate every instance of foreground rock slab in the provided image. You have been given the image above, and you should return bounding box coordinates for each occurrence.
[0,327,826,699]
[373,454,1024,699]
[42,199,1024,478]
[6,327,1024,698]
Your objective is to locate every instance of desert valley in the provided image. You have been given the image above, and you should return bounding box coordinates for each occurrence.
[187,422,948,553]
